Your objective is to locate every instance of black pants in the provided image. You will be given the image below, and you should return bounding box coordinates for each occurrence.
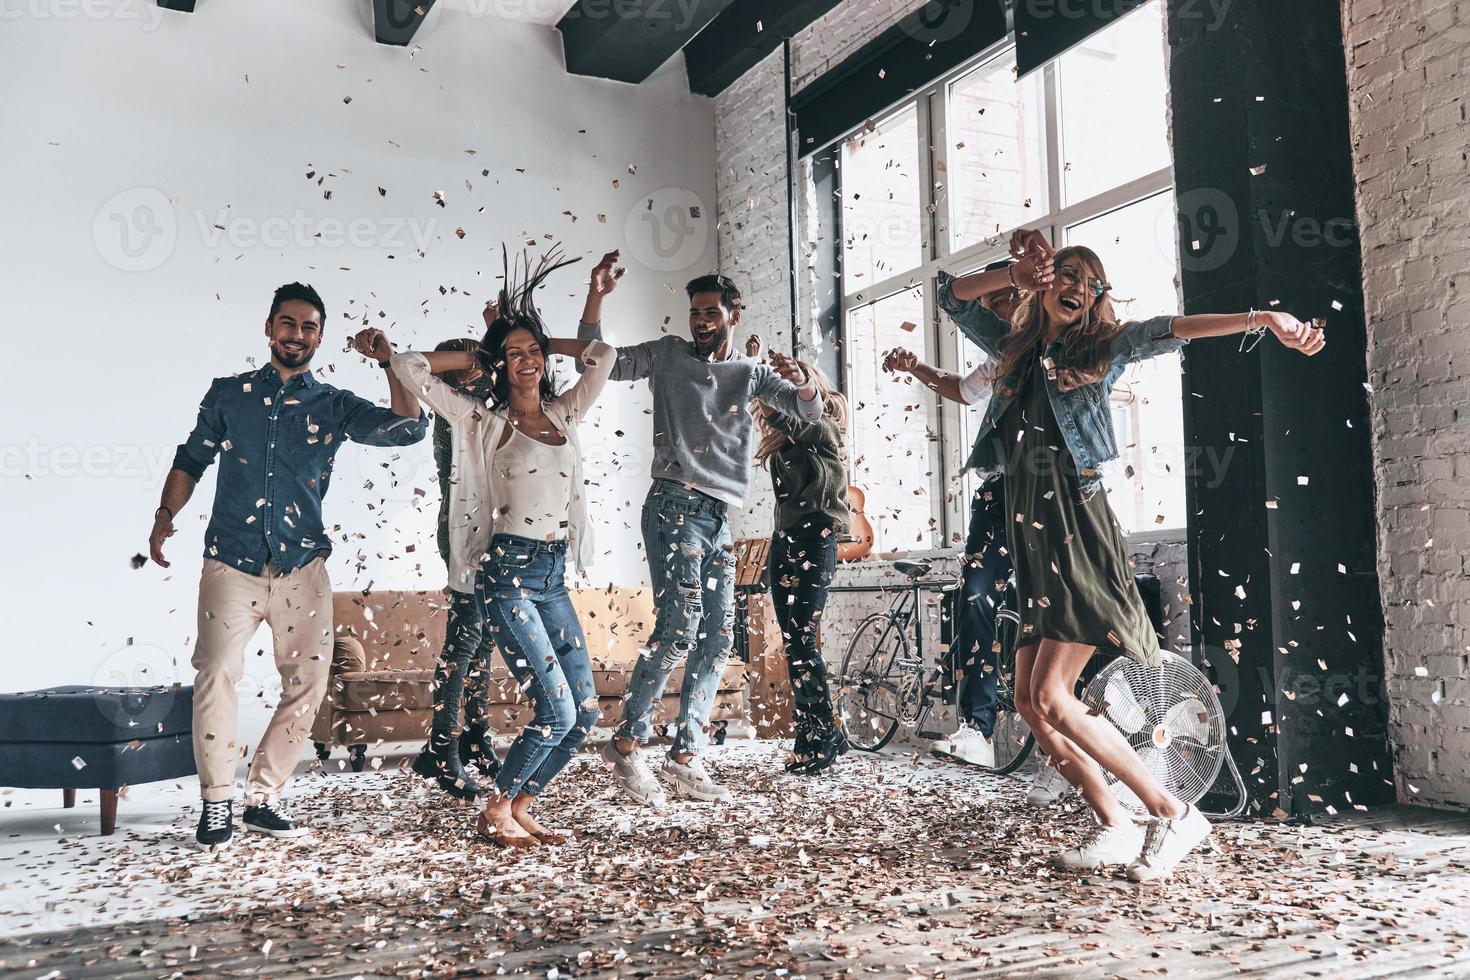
[430,589,492,738]
[950,477,1012,737]
[769,521,839,732]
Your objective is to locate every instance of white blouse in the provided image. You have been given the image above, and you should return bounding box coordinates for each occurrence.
[390,339,616,589]
[491,425,575,542]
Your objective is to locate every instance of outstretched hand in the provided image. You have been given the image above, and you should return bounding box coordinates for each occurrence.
[882,347,919,374]
[590,250,626,296]
[1265,312,1327,356]
[768,350,806,386]
[1010,228,1056,291]
[745,334,762,358]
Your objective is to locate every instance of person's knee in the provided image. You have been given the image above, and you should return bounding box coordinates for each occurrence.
[1032,682,1072,727]
[545,694,578,740]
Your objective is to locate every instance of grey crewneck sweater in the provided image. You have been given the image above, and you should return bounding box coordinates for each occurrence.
[577,321,822,506]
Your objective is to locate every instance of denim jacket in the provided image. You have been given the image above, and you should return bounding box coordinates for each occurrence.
[173,364,429,574]
[936,270,1187,499]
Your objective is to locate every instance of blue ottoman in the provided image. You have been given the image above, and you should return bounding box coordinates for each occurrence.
[0,685,196,835]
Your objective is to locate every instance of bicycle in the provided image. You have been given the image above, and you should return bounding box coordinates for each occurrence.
[831,559,1034,775]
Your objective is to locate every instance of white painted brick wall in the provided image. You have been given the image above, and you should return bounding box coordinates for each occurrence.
[1344,0,1470,807]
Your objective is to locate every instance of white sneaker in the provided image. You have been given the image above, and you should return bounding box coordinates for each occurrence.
[1053,820,1146,872]
[1025,759,1078,807]
[931,725,996,768]
[659,755,732,802]
[601,741,667,806]
[1126,804,1212,882]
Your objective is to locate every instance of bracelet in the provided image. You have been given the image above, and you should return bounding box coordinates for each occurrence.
[154,506,173,522]
[1007,264,1020,291]
[378,359,391,370]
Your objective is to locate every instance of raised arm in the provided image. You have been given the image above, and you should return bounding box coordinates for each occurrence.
[1172,309,1325,354]
[548,338,617,421]
[752,354,822,423]
[879,346,982,405]
[389,350,484,425]
[352,328,422,421]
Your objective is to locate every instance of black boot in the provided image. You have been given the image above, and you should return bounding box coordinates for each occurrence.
[412,731,480,801]
[792,717,850,775]
[785,720,817,773]
[459,723,502,779]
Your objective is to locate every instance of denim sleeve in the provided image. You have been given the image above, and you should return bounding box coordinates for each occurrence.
[937,270,1011,357]
[1109,316,1186,368]
[338,389,429,446]
[171,378,227,481]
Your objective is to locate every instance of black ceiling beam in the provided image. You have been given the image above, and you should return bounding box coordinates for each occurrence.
[156,0,195,11]
[685,0,843,98]
[373,0,436,46]
[559,0,737,85]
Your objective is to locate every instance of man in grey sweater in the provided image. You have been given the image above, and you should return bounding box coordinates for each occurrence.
[581,267,822,804]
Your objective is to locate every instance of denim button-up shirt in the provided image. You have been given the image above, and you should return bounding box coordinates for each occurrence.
[172,364,428,575]
[937,270,1187,498]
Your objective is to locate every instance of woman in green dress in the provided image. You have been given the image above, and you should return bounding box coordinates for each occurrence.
[890,233,1325,880]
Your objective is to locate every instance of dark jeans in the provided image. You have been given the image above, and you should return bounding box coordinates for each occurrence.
[951,478,1011,737]
[478,535,598,798]
[769,520,838,732]
[429,589,492,739]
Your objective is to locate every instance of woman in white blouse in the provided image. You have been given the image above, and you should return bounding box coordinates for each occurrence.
[392,249,623,848]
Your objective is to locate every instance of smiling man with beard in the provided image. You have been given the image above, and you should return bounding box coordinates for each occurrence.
[149,282,428,848]
[579,270,822,805]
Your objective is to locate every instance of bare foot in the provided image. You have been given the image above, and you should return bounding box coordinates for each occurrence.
[476,798,537,848]
[511,795,568,845]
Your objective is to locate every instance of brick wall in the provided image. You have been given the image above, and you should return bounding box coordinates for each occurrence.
[1343,0,1470,807]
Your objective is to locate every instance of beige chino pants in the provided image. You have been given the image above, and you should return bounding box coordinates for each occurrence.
[191,556,333,804]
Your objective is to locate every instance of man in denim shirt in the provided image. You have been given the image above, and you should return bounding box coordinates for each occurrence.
[149,282,427,846]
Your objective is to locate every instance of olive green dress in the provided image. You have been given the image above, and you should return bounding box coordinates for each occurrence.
[995,360,1162,667]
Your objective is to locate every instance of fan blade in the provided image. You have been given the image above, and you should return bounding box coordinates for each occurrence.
[1101,668,1150,735]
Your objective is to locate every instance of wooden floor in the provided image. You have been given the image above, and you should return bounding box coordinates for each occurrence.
[4,743,1470,978]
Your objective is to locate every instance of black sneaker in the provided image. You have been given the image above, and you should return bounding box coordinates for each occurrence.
[195,799,234,847]
[242,800,310,838]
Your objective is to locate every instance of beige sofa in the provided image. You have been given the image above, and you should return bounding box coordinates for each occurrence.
[311,587,750,770]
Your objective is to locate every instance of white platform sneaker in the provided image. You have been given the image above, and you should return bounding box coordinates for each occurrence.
[931,724,996,767]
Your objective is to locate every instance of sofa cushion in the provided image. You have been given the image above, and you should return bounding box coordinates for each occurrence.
[334,670,435,713]
[0,686,194,744]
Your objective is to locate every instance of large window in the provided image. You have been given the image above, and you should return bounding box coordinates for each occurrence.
[824,2,1180,553]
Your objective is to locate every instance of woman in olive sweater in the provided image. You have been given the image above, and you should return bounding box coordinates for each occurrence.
[752,348,852,774]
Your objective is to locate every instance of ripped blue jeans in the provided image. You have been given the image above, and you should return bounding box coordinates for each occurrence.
[477,535,599,799]
[615,481,736,757]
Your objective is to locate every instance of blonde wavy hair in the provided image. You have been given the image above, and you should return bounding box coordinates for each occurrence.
[985,244,1124,397]
[754,360,849,466]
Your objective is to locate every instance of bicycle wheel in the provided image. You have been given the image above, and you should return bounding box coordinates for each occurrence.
[833,613,908,752]
[986,608,1035,775]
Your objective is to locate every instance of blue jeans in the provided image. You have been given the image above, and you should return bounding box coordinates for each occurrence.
[616,481,736,757]
[952,478,1011,736]
[429,590,492,739]
[477,535,599,798]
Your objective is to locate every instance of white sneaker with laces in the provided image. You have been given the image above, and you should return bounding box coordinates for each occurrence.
[932,724,996,767]
[601,741,667,806]
[1053,820,1146,871]
[1025,759,1078,807]
[659,755,732,802]
[1126,804,1212,882]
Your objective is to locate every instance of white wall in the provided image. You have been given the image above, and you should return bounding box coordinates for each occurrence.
[0,0,716,750]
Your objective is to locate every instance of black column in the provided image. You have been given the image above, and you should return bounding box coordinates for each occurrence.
[1167,0,1393,818]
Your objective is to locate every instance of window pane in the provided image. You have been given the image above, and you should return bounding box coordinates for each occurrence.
[1065,190,1185,533]
[947,53,1047,252]
[1058,3,1169,206]
[840,105,923,292]
[845,286,938,552]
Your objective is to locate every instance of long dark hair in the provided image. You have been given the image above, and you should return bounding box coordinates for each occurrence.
[478,245,582,410]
